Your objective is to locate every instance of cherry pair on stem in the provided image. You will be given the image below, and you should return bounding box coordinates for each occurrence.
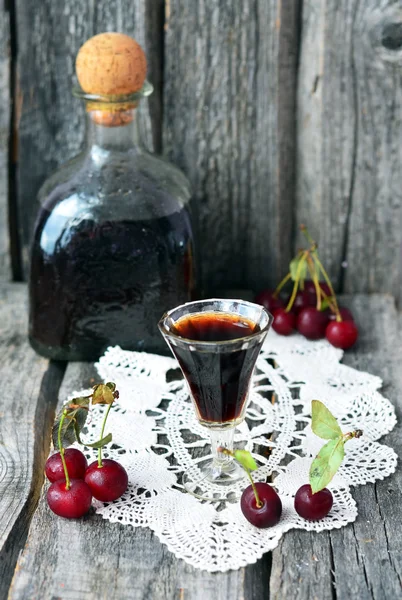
[46,383,128,519]
[221,400,363,528]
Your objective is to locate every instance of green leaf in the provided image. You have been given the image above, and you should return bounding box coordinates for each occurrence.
[73,412,113,449]
[52,402,89,449]
[59,418,113,450]
[234,450,258,471]
[289,257,299,281]
[290,256,307,282]
[309,437,345,494]
[311,400,342,440]
[300,260,307,282]
[92,384,115,405]
[73,419,84,445]
[76,431,113,449]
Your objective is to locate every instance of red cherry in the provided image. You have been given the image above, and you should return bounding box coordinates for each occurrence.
[254,290,284,313]
[297,307,329,340]
[47,479,92,518]
[85,459,128,502]
[45,449,88,483]
[272,308,296,336]
[240,483,282,528]
[328,306,354,322]
[294,484,333,520]
[291,290,315,314]
[326,320,358,349]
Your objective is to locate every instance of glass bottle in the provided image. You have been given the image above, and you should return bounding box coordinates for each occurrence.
[28,82,197,360]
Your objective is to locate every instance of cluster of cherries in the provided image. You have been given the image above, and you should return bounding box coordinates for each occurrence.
[45,384,128,519]
[255,226,358,350]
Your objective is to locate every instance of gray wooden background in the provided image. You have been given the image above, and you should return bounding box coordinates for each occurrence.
[0,0,402,300]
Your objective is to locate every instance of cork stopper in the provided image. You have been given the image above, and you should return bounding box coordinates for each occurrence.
[75,33,147,126]
[76,32,147,95]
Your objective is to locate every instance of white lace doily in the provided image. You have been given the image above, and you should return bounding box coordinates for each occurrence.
[70,333,397,572]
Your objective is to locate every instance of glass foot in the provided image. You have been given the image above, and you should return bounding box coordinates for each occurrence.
[182,455,247,502]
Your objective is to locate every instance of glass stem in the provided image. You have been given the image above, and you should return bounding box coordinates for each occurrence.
[210,428,236,472]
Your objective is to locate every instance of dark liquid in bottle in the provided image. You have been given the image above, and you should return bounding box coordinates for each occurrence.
[29,208,196,360]
[171,312,262,424]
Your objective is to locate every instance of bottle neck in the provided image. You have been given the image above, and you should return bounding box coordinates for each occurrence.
[85,106,142,153]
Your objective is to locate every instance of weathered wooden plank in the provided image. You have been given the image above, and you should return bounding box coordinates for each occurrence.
[9,361,271,600]
[296,1,402,300]
[0,1,10,280]
[0,283,65,599]
[270,531,333,600]
[270,294,402,599]
[144,0,164,154]
[164,0,299,295]
[15,0,162,277]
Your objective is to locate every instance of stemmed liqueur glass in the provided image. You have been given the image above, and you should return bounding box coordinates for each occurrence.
[158,298,272,501]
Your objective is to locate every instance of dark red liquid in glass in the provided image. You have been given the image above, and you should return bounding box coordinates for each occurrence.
[171,312,262,424]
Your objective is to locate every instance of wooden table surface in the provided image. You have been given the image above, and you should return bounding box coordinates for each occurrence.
[0,283,401,600]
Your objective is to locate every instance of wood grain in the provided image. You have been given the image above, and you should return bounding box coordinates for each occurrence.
[270,294,402,599]
[9,361,270,600]
[0,1,10,280]
[0,283,65,599]
[164,0,300,295]
[296,1,402,300]
[14,0,161,277]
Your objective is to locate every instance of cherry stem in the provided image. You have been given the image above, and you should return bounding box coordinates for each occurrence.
[319,289,338,314]
[312,253,341,320]
[273,272,291,297]
[306,254,322,311]
[58,409,70,490]
[300,224,315,247]
[245,468,263,508]
[98,403,113,468]
[217,446,263,508]
[343,429,363,442]
[286,251,308,312]
[301,225,340,314]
